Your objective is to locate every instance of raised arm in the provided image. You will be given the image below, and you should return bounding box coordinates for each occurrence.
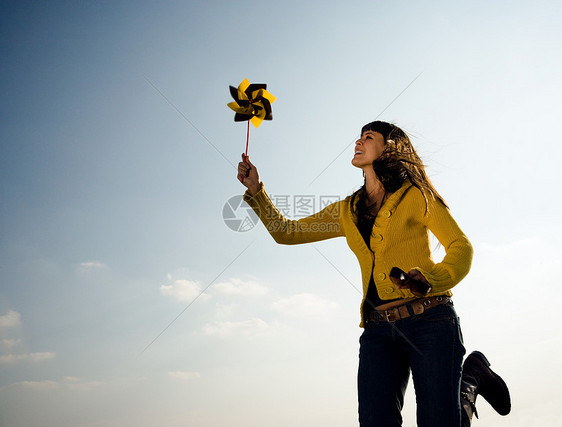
[237,154,344,244]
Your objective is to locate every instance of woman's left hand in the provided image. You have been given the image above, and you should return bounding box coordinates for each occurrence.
[407,269,429,284]
[392,269,431,296]
[393,270,428,289]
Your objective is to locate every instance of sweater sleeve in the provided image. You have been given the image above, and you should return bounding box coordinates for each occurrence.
[413,193,473,293]
[243,182,345,244]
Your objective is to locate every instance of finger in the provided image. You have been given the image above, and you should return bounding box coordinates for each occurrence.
[408,269,420,278]
[237,164,251,178]
[408,269,428,283]
[238,163,251,173]
[244,155,254,167]
[243,162,253,175]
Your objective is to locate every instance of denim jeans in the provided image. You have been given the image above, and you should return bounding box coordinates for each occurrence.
[358,303,466,427]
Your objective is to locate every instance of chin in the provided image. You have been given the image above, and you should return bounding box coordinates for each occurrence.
[351,159,366,169]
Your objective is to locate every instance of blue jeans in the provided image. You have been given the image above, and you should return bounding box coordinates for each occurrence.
[358,303,466,427]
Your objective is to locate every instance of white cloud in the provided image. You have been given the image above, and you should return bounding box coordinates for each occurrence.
[0,312,55,365]
[0,310,21,328]
[213,278,268,296]
[272,293,339,317]
[77,261,108,273]
[63,378,103,391]
[203,318,269,338]
[160,279,211,303]
[214,303,235,318]
[1,376,142,392]
[0,352,56,364]
[168,371,201,381]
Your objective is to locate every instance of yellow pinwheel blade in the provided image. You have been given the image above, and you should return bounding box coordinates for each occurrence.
[227,101,251,114]
[239,78,250,92]
[250,115,264,128]
[237,78,251,101]
[261,89,276,104]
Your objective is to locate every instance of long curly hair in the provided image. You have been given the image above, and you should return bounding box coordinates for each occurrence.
[351,121,446,223]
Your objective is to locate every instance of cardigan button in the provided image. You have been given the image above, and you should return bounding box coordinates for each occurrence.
[385,287,394,294]
[382,210,391,218]
[377,272,386,281]
[373,233,383,242]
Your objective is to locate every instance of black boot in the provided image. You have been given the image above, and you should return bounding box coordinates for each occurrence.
[461,351,511,420]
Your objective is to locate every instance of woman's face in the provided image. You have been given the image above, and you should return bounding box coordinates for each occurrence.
[352,130,385,169]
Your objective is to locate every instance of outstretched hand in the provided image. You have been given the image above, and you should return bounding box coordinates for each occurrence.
[237,153,260,195]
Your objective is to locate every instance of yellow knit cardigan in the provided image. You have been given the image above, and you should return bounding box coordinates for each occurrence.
[243,180,473,326]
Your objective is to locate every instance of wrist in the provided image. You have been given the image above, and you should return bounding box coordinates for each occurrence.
[248,182,261,196]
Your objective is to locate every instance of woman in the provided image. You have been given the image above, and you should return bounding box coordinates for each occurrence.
[237,121,509,427]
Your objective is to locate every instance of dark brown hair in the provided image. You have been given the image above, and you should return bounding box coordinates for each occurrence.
[351,121,446,222]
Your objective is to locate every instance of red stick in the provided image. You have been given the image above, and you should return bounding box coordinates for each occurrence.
[241,121,250,183]
[245,120,250,157]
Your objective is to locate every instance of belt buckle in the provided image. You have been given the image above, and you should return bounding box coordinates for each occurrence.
[385,310,393,322]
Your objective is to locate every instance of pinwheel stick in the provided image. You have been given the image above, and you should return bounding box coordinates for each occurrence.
[245,120,250,157]
[242,121,250,183]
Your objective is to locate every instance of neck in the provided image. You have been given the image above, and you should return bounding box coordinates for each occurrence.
[364,168,385,200]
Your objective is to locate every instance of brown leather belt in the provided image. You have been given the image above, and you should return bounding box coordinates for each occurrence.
[366,296,452,324]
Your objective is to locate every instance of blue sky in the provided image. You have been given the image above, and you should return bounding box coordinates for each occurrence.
[1,1,561,426]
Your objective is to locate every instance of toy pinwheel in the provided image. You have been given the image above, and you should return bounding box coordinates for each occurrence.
[228,78,276,128]
[228,78,276,182]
